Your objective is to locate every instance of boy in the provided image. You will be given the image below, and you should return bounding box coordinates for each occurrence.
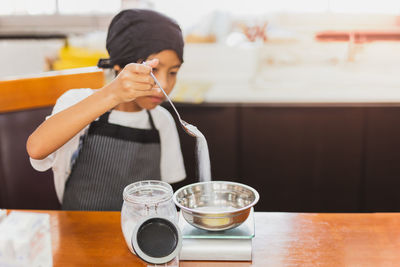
[27,9,186,211]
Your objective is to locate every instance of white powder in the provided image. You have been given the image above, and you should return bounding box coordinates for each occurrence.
[186,124,211,182]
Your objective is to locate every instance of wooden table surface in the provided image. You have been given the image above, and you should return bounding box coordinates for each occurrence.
[9,210,400,266]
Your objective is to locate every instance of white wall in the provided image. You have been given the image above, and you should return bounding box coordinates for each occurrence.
[0,40,64,78]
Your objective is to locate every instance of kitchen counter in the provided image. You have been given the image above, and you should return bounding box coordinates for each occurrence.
[177,71,400,105]
[7,210,400,266]
[175,79,400,106]
[176,43,400,105]
[203,84,400,106]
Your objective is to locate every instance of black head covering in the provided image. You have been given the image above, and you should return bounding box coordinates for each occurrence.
[98,9,184,69]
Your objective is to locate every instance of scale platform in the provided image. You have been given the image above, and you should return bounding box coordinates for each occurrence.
[178,208,255,261]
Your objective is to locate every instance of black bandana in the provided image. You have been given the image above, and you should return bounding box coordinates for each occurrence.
[98,9,184,69]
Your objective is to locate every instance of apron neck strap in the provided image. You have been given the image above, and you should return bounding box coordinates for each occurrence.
[99,110,156,130]
[146,110,156,130]
[99,112,110,123]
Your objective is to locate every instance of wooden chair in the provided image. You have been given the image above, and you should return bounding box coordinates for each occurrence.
[0,67,104,209]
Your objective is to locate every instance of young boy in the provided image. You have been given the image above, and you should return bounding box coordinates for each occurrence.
[27,9,186,211]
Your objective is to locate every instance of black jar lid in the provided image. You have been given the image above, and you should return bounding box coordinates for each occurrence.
[131,216,182,264]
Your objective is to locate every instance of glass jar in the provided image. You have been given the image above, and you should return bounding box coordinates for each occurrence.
[121,180,178,254]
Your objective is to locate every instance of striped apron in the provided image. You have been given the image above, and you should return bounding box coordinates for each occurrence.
[62,110,161,211]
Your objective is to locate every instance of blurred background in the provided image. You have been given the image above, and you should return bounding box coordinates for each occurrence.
[1,0,400,102]
[1,0,400,212]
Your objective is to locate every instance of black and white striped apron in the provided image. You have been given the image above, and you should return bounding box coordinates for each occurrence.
[62,110,161,211]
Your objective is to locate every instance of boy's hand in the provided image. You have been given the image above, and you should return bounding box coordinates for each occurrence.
[106,58,160,104]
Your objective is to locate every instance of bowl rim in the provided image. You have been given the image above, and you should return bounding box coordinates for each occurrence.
[173,180,260,215]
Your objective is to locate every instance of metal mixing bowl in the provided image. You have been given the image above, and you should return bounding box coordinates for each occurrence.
[173,181,259,231]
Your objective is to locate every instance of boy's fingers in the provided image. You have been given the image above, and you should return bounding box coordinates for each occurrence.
[134,74,155,85]
[143,58,159,68]
[124,59,159,75]
[136,88,162,97]
[125,63,151,74]
[133,83,154,91]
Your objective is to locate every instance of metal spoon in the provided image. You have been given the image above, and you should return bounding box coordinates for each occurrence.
[148,71,198,137]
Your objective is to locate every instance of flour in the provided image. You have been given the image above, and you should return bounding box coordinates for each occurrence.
[185,124,211,182]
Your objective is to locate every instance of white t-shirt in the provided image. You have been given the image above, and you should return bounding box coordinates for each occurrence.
[30,89,186,203]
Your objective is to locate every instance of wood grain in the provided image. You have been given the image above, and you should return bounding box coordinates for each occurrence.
[0,67,104,113]
[7,210,400,266]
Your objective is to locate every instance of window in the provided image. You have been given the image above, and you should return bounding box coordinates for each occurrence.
[0,0,56,15]
[1,0,399,16]
[0,0,121,15]
[152,0,400,30]
[58,0,121,14]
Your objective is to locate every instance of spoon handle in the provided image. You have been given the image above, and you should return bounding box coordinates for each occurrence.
[149,72,182,122]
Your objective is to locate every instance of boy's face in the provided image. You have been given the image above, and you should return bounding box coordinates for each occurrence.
[134,49,181,110]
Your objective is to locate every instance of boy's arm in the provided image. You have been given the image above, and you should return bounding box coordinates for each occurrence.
[27,60,160,160]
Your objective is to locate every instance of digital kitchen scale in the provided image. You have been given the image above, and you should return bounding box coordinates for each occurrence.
[178,208,255,261]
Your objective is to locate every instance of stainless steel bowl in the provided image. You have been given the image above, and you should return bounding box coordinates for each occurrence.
[173,181,259,231]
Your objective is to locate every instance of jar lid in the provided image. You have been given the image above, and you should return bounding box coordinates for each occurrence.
[123,180,173,205]
[131,216,182,264]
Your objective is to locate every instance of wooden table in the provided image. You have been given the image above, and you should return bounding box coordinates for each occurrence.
[8,210,400,266]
